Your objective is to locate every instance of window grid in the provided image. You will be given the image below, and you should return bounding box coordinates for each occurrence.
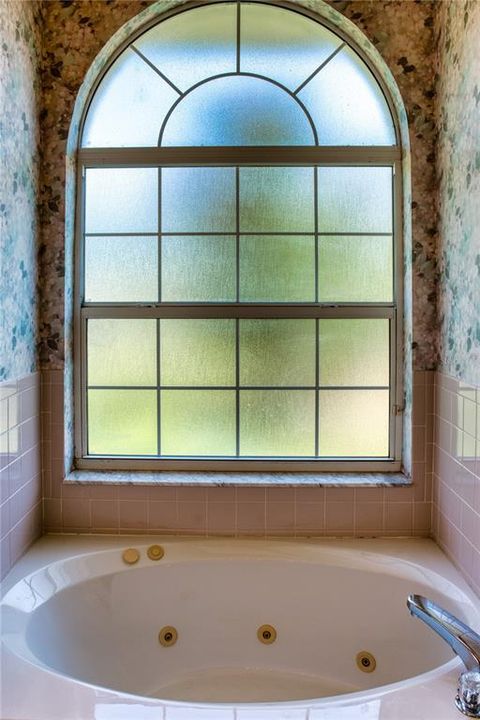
[75,0,403,470]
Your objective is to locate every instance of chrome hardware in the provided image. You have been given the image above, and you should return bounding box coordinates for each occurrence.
[407,594,480,717]
[456,670,480,717]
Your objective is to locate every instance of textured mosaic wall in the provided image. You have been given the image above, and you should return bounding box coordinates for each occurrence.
[436,0,480,388]
[38,0,438,372]
[0,0,43,382]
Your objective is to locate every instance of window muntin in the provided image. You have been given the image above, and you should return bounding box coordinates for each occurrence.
[77,1,402,470]
[81,2,396,149]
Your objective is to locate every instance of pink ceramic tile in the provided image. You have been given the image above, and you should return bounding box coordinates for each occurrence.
[235,487,266,502]
[385,502,413,532]
[236,502,265,533]
[412,385,426,426]
[385,485,415,502]
[148,485,176,501]
[354,502,384,532]
[117,484,148,501]
[325,487,354,503]
[266,487,295,502]
[295,502,324,531]
[207,486,236,502]
[177,501,206,532]
[325,502,354,532]
[413,502,431,533]
[43,498,62,529]
[119,500,147,529]
[62,498,91,529]
[148,501,178,529]
[206,502,236,534]
[412,426,426,462]
[0,499,10,539]
[176,486,207,502]
[294,487,325,503]
[0,535,10,581]
[92,499,119,529]
[266,501,295,531]
[354,487,384,502]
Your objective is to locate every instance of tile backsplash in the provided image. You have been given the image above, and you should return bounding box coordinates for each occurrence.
[42,369,433,539]
[0,373,42,579]
[432,371,480,596]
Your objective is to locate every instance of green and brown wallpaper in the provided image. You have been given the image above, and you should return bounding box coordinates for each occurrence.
[436,0,480,387]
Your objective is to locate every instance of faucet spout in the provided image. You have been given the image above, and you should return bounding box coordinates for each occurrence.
[407,594,480,672]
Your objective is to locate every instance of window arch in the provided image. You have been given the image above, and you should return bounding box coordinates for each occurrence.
[75,0,403,471]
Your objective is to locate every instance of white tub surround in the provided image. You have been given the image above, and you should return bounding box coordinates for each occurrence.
[1,537,479,720]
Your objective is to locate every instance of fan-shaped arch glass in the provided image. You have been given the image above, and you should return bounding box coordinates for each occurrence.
[80,1,397,148]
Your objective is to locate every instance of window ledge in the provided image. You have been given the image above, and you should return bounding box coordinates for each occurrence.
[65,470,411,488]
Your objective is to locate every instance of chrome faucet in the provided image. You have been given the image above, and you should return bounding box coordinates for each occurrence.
[407,594,480,717]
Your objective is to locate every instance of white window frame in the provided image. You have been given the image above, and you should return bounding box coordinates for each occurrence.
[73,1,404,473]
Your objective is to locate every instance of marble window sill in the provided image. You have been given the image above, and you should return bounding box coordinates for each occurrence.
[65,470,411,488]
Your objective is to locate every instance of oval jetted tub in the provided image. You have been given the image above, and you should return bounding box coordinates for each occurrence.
[1,537,479,720]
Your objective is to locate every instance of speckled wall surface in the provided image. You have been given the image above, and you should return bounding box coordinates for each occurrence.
[38,0,438,372]
[0,0,43,382]
[436,0,480,388]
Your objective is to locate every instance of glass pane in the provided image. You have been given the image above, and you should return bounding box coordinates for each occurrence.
[88,390,157,455]
[240,3,342,91]
[240,390,315,456]
[162,236,235,302]
[85,236,158,302]
[161,390,236,455]
[161,320,235,386]
[317,167,392,233]
[85,168,158,234]
[319,389,389,457]
[240,167,314,232]
[299,45,396,145]
[134,4,236,92]
[319,320,389,387]
[240,235,315,302]
[162,168,235,232]
[81,49,178,148]
[240,320,315,386]
[161,76,315,146]
[88,319,157,387]
[318,236,393,302]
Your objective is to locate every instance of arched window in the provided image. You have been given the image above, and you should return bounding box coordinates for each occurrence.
[76,1,403,471]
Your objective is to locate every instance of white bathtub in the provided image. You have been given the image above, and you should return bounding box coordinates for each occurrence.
[1,536,479,719]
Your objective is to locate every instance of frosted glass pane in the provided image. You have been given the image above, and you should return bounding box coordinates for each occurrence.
[88,320,156,387]
[85,236,158,302]
[318,236,392,302]
[240,3,342,91]
[81,49,178,148]
[319,390,389,457]
[162,168,235,232]
[88,390,157,455]
[162,75,314,146]
[317,167,392,233]
[162,236,235,302]
[319,320,389,387]
[240,320,315,386]
[240,390,315,456]
[134,4,236,92]
[161,320,235,386]
[85,168,158,234]
[299,45,396,145]
[240,167,314,232]
[161,390,235,456]
[240,236,315,302]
